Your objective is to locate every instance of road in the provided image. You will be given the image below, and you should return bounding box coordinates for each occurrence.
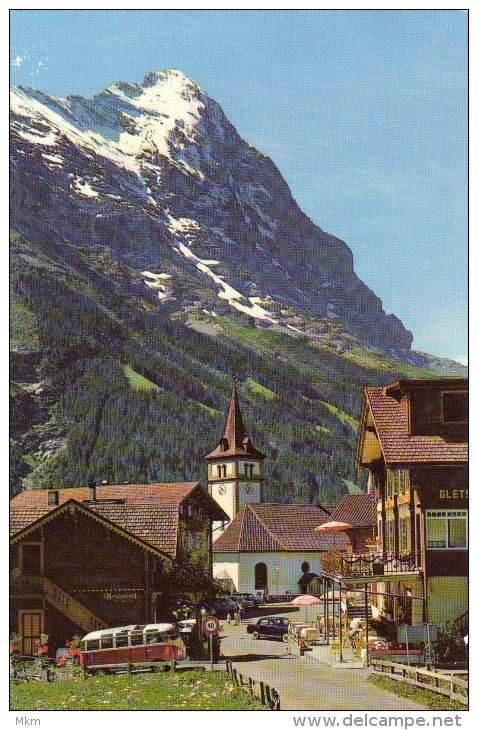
[220,619,426,712]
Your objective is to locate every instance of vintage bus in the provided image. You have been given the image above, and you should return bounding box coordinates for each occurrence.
[80,623,187,675]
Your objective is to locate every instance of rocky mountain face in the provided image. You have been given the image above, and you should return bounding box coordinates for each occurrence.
[11,69,414,355]
[9,70,465,500]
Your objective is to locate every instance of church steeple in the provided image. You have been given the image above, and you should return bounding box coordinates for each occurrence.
[206,381,265,537]
[205,382,265,460]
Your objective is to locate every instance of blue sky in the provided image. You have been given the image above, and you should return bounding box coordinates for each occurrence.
[10,9,468,363]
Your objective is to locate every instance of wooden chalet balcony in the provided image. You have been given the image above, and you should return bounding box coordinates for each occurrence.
[340,552,422,580]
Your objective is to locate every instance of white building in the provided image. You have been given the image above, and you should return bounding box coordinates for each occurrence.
[207,384,350,595]
[212,502,349,596]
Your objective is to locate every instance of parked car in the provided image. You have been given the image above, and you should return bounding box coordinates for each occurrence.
[177,619,196,635]
[210,598,236,618]
[247,617,290,642]
[230,593,258,608]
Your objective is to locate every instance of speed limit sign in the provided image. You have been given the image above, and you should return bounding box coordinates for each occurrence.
[202,615,220,636]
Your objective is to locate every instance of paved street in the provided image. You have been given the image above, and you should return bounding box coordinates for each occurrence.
[220,618,426,712]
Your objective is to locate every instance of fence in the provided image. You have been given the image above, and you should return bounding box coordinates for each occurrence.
[370,660,468,706]
[225,659,280,710]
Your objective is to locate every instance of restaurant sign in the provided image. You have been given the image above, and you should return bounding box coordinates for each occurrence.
[103,591,138,602]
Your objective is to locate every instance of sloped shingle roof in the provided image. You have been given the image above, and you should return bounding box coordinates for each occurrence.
[10,482,227,559]
[365,387,468,465]
[330,494,375,528]
[213,503,350,553]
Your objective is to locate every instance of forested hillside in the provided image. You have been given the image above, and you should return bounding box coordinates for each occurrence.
[10,71,465,504]
[10,229,448,504]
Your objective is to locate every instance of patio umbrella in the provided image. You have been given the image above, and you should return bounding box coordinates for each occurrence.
[314,520,353,532]
[315,520,353,551]
[291,594,323,623]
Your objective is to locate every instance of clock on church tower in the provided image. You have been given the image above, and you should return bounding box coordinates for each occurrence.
[205,381,265,536]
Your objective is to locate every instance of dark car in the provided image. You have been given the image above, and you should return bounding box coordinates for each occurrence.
[247,617,290,642]
[210,597,236,618]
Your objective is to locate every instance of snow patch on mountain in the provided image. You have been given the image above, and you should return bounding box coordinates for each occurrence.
[165,214,278,323]
[71,178,99,197]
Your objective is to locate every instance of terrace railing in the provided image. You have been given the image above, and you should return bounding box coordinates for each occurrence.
[340,552,422,578]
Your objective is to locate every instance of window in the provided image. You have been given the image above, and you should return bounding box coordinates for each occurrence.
[217,464,227,478]
[244,463,254,477]
[130,632,144,646]
[394,472,400,496]
[398,517,409,553]
[385,519,395,554]
[386,473,394,500]
[426,510,468,549]
[165,627,180,640]
[115,632,129,648]
[87,640,100,650]
[145,629,160,643]
[101,634,113,649]
[399,470,408,495]
[255,562,268,590]
[442,392,468,424]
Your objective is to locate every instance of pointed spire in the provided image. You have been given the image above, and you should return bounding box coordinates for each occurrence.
[223,380,247,453]
[205,379,266,460]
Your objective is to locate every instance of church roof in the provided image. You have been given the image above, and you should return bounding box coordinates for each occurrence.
[213,503,350,553]
[205,383,265,460]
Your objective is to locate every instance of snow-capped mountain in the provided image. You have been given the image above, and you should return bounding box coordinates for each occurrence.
[11,69,413,353]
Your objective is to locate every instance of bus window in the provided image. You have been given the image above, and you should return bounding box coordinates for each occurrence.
[101,635,113,649]
[115,632,128,648]
[165,627,180,640]
[130,632,144,646]
[146,632,160,644]
[87,639,100,651]
[80,641,87,652]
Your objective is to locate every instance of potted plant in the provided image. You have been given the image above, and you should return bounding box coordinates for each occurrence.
[67,635,81,657]
[36,634,49,655]
[10,632,20,654]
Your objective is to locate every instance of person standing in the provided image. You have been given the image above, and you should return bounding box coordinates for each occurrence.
[234,603,240,626]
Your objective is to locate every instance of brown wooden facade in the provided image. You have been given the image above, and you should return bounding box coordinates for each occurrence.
[357,378,468,627]
[10,483,228,655]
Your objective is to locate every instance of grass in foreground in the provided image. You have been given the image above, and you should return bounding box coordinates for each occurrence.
[11,669,266,711]
[367,675,466,711]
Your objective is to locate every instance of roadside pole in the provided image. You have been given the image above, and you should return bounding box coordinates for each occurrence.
[364,582,369,667]
[339,579,343,662]
[404,624,410,666]
[202,615,220,671]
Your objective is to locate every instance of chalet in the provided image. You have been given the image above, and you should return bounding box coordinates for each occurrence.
[354,378,468,627]
[10,482,228,655]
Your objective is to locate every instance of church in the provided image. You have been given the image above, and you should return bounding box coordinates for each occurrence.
[206,383,353,597]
